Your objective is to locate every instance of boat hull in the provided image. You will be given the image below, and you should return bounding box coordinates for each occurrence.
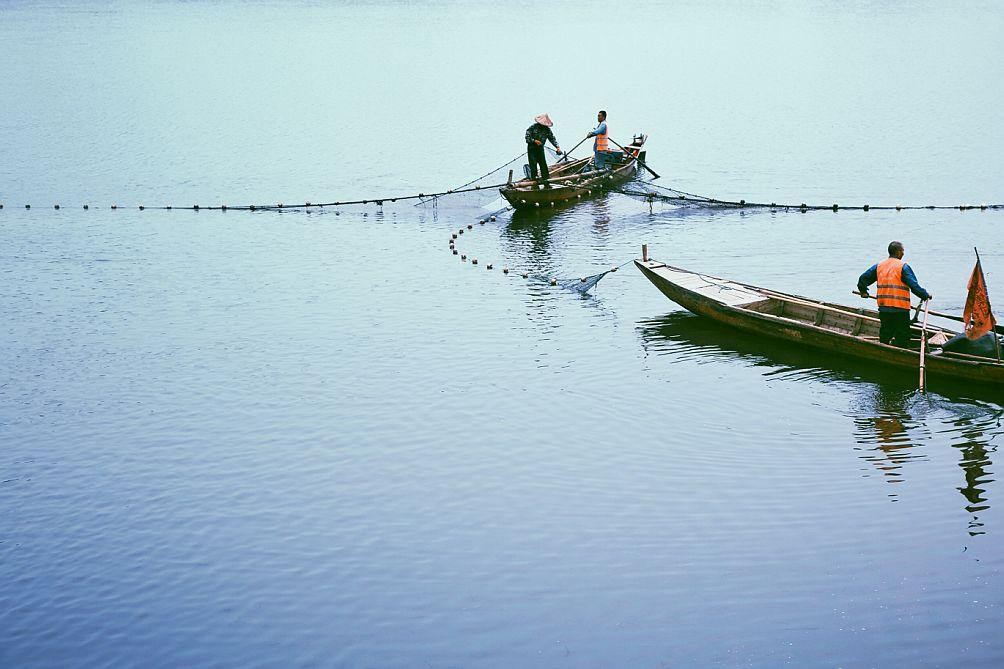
[500,152,642,210]
[636,259,1004,388]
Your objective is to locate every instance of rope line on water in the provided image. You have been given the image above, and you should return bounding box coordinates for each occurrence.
[446,152,527,192]
[618,180,1003,212]
[5,150,1002,214]
[2,182,512,212]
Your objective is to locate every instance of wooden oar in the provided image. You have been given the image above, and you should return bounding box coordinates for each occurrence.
[557,136,589,163]
[607,137,661,179]
[919,300,931,393]
[853,290,1004,334]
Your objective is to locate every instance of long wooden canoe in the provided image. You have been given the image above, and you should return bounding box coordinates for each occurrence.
[635,257,1004,388]
[500,137,647,210]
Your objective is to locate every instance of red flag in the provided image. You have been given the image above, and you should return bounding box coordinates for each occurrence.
[963,257,996,340]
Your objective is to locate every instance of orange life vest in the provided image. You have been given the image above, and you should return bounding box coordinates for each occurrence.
[876,257,912,310]
[594,124,609,152]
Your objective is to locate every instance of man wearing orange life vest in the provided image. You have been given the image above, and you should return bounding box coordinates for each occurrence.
[858,241,933,347]
[585,110,609,168]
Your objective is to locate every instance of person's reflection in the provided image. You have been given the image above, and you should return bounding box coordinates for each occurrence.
[852,388,928,495]
[589,197,611,237]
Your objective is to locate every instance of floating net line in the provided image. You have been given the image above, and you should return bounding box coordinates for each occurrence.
[1,150,548,215]
[7,146,1001,214]
[615,180,1004,212]
[447,216,632,295]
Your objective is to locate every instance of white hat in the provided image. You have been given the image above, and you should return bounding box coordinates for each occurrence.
[534,113,553,127]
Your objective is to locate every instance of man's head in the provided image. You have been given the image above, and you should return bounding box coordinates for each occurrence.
[597,110,607,122]
[888,241,904,259]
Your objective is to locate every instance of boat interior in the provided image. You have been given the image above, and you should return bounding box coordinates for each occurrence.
[741,294,997,362]
[507,135,647,191]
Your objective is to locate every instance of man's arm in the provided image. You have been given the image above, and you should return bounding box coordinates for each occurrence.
[902,264,932,300]
[546,128,560,150]
[857,264,878,296]
[525,126,533,144]
[586,121,607,138]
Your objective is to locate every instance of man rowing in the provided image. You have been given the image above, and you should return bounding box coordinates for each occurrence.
[585,110,610,168]
[858,241,933,347]
[525,114,562,188]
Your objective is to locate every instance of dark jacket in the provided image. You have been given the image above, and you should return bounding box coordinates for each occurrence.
[525,123,559,149]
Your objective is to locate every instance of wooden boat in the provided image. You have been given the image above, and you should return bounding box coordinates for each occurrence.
[499,135,647,210]
[635,257,1004,388]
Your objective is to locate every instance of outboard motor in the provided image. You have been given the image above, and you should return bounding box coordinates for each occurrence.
[628,133,647,163]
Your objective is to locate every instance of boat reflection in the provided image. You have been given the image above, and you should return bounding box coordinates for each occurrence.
[638,310,1002,536]
[636,310,915,386]
[502,208,557,257]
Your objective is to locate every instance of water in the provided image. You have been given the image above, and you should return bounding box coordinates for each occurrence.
[2,2,1003,667]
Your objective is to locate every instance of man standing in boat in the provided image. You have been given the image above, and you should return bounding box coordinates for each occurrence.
[858,241,933,347]
[525,114,562,188]
[586,110,610,169]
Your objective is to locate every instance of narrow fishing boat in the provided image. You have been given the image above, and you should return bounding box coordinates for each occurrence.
[500,135,647,210]
[635,255,1004,387]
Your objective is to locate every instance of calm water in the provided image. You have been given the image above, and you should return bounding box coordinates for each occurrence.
[2,2,1004,667]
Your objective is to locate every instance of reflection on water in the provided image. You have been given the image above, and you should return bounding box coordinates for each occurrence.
[503,208,555,258]
[636,310,913,385]
[638,311,1003,535]
[850,387,931,499]
[946,406,1002,536]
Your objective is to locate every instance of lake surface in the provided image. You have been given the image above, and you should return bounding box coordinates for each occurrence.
[2,1,1003,667]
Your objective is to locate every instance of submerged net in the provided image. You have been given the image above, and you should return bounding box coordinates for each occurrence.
[561,268,617,293]
[615,180,770,209]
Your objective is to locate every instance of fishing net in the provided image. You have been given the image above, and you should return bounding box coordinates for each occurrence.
[561,268,618,293]
[615,180,769,209]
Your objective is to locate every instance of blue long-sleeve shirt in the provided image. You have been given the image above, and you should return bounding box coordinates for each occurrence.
[587,121,607,152]
[858,261,931,311]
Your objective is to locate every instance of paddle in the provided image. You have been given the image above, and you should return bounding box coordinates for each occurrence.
[853,290,1004,335]
[607,137,661,179]
[919,300,931,393]
[556,136,589,163]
